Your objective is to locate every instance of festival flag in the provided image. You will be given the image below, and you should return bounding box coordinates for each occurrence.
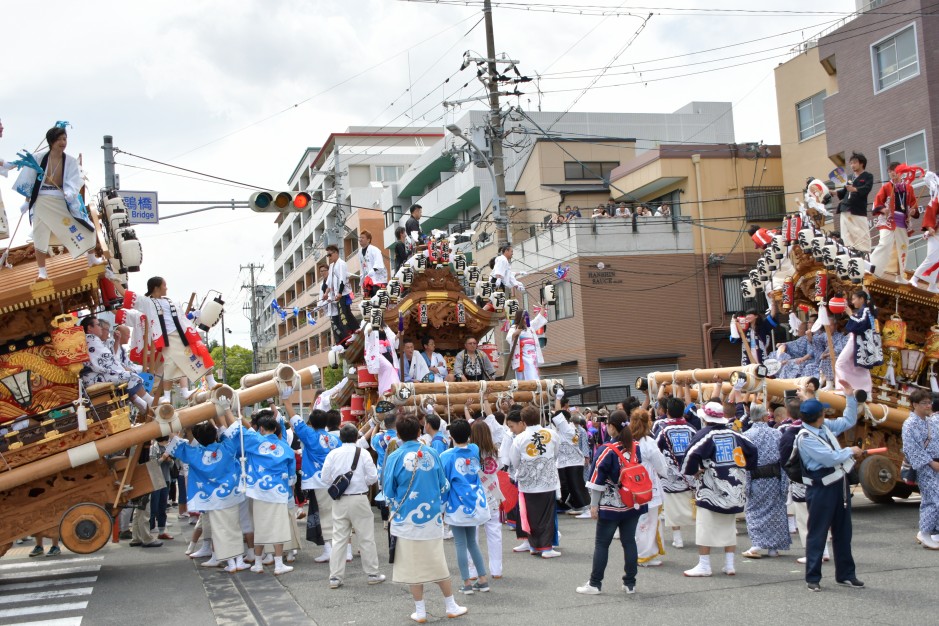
[555,265,570,280]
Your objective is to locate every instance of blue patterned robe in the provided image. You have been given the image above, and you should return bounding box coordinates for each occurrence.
[778,336,809,379]
[743,422,791,550]
[902,414,939,535]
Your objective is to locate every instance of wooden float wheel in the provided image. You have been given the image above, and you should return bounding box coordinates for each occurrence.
[858,455,897,502]
[59,503,113,554]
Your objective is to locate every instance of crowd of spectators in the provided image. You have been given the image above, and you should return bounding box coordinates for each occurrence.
[549,202,672,225]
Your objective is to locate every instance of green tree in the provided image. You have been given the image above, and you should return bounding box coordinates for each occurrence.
[210,344,254,389]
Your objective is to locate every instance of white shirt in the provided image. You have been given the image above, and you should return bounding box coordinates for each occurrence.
[509,420,562,493]
[321,442,379,495]
[360,244,388,284]
[492,254,524,291]
[153,298,176,333]
[421,351,448,381]
[326,258,350,315]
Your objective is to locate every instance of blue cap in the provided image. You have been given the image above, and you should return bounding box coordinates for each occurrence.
[800,399,830,417]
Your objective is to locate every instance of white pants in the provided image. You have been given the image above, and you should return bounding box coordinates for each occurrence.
[913,234,939,289]
[840,213,871,253]
[870,227,909,280]
[793,500,809,548]
[329,494,380,580]
[30,194,96,257]
[315,488,334,541]
[483,511,503,576]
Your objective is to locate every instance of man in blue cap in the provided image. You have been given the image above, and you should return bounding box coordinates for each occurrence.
[796,380,867,592]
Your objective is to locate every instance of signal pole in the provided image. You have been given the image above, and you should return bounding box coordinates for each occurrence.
[483,0,510,248]
[102,135,118,190]
[241,262,263,373]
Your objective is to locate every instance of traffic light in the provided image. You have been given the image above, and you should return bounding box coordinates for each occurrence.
[249,191,312,213]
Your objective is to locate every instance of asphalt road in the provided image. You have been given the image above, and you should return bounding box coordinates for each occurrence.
[2,490,936,626]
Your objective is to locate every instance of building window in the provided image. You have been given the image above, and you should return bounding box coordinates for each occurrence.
[564,161,620,181]
[722,275,767,315]
[743,186,786,221]
[880,132,928,182]
[548,280,573,321]
[375,166,406,183]
[648,189,681,216]
[872,24,919,92]
[385,205,403,228]
[796,91,826,141]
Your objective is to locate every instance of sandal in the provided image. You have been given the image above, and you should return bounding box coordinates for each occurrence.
[742,548,762,559]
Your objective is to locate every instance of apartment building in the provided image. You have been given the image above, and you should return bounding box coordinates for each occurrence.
[270,127,441,370]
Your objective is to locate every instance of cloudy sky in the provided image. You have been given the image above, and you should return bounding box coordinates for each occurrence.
[1,0,856,347]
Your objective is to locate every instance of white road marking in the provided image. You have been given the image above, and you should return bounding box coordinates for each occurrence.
[0,601,89,619]
[1,618,83,626]
[0,577,97,592]
[0,558,102,571]
[0,565,101,582]
[1,587,94,603]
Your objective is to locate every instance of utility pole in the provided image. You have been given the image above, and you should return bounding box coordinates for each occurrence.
[241,262,263,373]
[102,135,117,190]
[483,0,510,248]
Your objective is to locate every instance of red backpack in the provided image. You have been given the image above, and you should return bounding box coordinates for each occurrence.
[606,443,653,509]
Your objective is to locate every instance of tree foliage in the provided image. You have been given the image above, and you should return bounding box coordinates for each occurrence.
[210,344,254,389]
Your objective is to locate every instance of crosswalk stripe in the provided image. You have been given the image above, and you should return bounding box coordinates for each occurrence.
[1,587,94,603]
[1,618,83,626]
[0,558,102,571]
[0,601,88,619]
[0,565,101,582]
[0,577,98,592]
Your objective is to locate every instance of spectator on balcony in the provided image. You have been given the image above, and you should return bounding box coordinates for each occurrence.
[591,206,610,219]
[655,204,672,217]
[391,226,408,274]
[359,230,388,298]
[636,206,653,217]
[615,203,631,218]
[565,205,582,220]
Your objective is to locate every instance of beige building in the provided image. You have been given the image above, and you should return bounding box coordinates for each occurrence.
[608,144,784,253]
[774,45,841,199]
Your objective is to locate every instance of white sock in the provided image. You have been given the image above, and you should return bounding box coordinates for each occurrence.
[236,555,246,567]
[274,556,284,568]
[414,600,426,616]
[227,558,237,569]
[725,552,734,569]
[205,373,218,388]
[142,392,154,407]
[673,530,682,542]
[323,542,332,554]
[37,267,48,280]
[179,386,193,400]
[444,595,460,612]
[133,396,148,412]
[160,393,171,404]
[699,554,711,569]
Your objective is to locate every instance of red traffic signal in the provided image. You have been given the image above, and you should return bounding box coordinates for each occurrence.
[249,191,313,213]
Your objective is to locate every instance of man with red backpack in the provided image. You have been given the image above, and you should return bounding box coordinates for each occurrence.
[681,401,758,577]
[576,410,653,596]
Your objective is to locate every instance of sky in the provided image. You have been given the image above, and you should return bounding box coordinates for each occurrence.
[0,0,857,348]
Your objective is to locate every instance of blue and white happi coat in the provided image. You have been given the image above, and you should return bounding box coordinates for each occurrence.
[383,440,450,540]
[290,416,340,490]
[440,444,490,527]
[743,422,791,550]
[166,431,245,512]
[234,424,296,504]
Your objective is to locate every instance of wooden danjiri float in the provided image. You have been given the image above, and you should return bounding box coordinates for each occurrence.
[642,178,939,504]
[0,186,320,557]
[316,250,561,431]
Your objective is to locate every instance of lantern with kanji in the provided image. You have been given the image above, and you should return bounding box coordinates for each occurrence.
[781,277,795,311]
[813,272,828,303]
[50,314,89,373]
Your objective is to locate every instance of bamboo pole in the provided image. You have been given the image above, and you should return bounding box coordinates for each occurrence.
[388,379,561,396]
[652,366,907,432]
[241,364,295,389]
[0,366,319,493]
[649,365,761,386]
[402,391,543,409]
